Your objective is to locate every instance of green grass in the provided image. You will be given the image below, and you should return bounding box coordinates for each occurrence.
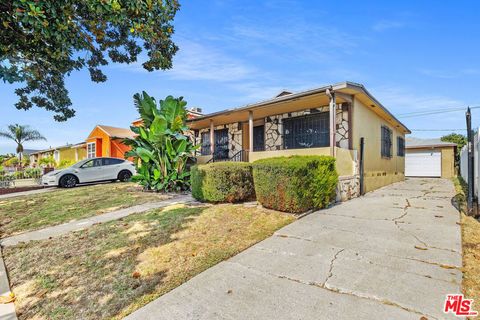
[0,183,170,237]
[3,203,294,320]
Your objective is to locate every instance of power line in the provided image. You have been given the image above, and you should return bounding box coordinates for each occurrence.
[397,106,480,118]
[409,129,467,131]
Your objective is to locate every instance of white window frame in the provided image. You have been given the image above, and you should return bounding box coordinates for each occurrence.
[87,142,96,158]
[53,150,60,163]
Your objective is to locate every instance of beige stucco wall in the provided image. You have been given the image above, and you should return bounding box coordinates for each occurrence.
[440,146,455,178]
[196,155,212,165]
[351,97,405,193]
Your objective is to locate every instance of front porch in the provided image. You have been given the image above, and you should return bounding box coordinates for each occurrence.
[191,101,354,177]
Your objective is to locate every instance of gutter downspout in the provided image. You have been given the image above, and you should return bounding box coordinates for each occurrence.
[326,87,336,157]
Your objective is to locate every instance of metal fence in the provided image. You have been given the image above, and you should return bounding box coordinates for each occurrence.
[460,127,480,198]
[0,167,44,188]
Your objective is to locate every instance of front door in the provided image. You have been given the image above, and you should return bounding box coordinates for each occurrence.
[253,125,265,151]
[214,129,229,159]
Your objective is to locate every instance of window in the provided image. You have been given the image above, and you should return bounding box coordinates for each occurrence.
[103,158,124,165]
[201,132,211,155]
[81,159,102,168]
[283,112,329,149]
[381,126,393,158]
[397,137,405,157]
[87,142,96,158]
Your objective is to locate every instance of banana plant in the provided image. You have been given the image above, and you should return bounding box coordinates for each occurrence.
[124,92,198,192]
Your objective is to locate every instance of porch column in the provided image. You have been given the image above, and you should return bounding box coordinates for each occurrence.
[327,88,336,157]
[210,119,214,155]
[248,110,254,153]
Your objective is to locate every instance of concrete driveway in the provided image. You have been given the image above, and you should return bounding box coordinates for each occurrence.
[126,178,463,320]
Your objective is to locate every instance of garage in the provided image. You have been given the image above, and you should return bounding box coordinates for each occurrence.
[405,138,457,178]
[405,150,441,177]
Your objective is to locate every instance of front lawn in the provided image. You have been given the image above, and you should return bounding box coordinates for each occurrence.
[3,203,294,320]
[0,183,170,237]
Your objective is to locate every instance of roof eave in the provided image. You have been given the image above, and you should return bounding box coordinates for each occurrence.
[187,81,410,134]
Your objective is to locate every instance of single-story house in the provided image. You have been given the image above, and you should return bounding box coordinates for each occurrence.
[187,81,411,198]
[29,142,87,166]
[85,125,136,159]
[405,137,456,178]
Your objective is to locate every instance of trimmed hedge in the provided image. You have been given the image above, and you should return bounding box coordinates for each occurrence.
[253,155,338,213]
[191,162,255,203]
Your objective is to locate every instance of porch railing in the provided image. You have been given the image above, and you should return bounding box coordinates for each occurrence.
[207,150,249,163]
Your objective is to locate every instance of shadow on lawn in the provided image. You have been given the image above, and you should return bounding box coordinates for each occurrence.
[5,205,207,320]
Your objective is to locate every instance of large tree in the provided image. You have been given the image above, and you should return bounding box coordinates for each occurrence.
[441,132,467,166]
[0,124,46,163]
[0,0,179,121]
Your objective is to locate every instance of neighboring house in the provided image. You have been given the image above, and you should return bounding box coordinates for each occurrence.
[188,81,410,197]
[29,143,87,166]
[85,125,136,159]
[405,137,456,178]
[21,149,40,161]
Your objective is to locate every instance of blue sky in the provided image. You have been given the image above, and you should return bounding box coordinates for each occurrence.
[1,0,480,153]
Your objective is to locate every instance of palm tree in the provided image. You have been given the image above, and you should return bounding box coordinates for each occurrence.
[0,124,46,164]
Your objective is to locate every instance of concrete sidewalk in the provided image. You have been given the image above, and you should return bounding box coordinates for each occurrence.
[126,178,463,320]
[0,187,55,200]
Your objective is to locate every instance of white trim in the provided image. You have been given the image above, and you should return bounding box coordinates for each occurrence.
[87,142,96,159]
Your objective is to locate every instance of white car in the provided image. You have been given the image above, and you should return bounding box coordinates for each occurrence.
[42,157,136,188]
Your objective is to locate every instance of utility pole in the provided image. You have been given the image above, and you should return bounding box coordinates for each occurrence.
[466,107,475,216]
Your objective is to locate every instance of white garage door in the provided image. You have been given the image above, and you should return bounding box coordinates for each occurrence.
[405,150,441,177]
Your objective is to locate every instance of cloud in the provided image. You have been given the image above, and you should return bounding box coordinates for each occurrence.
[372,20,405,32]
[114,39,256,82]
[166,40,255,81]
[419,68,480,79]
[230,20,360,58]
[373,85,465,114]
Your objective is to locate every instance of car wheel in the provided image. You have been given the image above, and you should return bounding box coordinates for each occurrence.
[118,170,132,182]
[59,174,77,188]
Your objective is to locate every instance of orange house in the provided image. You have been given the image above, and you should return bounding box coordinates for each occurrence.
[85,125,136,159]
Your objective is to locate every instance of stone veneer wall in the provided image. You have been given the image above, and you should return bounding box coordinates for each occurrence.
[264,104,350,151]
[195,103,350,157]
[197,123,242,158]
[336,175,360,202]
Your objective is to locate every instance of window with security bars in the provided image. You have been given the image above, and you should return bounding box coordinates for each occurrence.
[283,112,329,149]
[397,137,405,157]
[381,126,393,158]
[201,132,211,155]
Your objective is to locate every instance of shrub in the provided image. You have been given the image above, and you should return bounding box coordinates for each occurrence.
[124,92,197,192]
[191,162,255,203]
[24,167,42,178]
[253,155,338,213]
[57,160,75,169]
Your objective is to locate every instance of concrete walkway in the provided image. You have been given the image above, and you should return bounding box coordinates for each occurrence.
[126,178,463,320]
[0,194,195,247]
